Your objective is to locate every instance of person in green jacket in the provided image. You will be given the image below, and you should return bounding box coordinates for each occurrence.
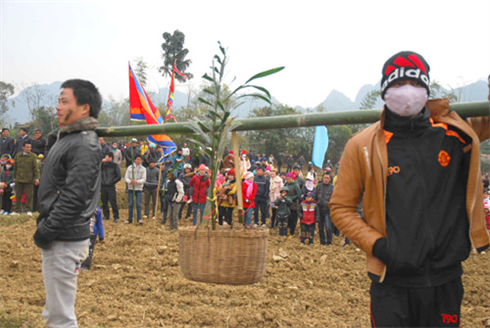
[274,186,292,236]
[285,172,301,238]
[12,141,39,215]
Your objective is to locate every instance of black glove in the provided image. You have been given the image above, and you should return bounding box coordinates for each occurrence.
[33,230,53,250]
[477,244,489,253]
[372,238,390,265]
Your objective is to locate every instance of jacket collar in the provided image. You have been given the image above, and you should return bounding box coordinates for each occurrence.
[380,98,451,129]
[59,117,99,136]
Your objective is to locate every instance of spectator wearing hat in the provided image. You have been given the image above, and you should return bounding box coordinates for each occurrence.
[0,158,14,215]
[32,128,47,155]
[239,150,251,174]
[12,141,39,215]
[300,172,316,203]
[285,172,301,237]
[253,166,270,227]
[242,172,257,227]
[216,169,237,225]
[14,127,34,156]
[299,192,318,245]
[222,150,235,170]
[189,164,210,225]
[101,152,121,222]
[143,159,159,219]
[0,128,15,157]
[124,138,142,166]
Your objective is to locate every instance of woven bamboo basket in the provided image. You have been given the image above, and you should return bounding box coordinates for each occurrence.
[179,225,269,285]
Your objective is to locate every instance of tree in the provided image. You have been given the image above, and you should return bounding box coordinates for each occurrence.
[324,125,352,166]
[430,80,458,103]
[0,81,15,125]
[359,90,381,110]
[352,90,381,134]
[159,30,193,82]
[133,57,149,87]
[246,105,314,165]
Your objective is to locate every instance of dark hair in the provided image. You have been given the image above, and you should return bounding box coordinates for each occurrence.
[35,128,42,133]
[323,172,332,178]
[61,79,102,119]
[23,141,31,147]
[105,152,114,159]
[134,154,143,160]
[280,171,287,176]
[20,127,28,133]
[2,128,9,132]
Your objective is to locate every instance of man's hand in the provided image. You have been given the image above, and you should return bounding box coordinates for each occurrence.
[34,179,40,186]
[130,179,137,185]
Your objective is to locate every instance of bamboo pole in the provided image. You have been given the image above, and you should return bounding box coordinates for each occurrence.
[96,101,490,137]
[232,131,244,224]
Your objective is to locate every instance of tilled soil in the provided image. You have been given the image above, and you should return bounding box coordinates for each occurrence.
[1,210,489,328]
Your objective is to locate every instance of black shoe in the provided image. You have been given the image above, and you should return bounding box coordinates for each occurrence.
[158,220,165,224]
[114,219,119,223]
[102,217,109,220]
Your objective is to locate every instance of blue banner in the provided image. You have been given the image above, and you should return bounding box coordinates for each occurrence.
[312,126,328,169]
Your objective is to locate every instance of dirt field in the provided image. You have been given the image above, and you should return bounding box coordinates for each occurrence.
[1,208,489,328]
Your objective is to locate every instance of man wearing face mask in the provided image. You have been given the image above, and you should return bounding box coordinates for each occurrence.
[329,51,489,327]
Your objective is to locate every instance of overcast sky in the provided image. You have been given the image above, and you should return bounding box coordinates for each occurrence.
[1,0,489,108]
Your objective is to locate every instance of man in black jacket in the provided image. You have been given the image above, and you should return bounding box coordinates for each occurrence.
[32,128,47,155]
[33,79,102,327]
[253,166,270,227]
[14,127,34,156]
[101,152,121,222]
[125,138,142,166]
[0,128,15,156]
[314,173,334,245]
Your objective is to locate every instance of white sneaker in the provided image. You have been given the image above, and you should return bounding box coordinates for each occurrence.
[27,212,33,216]
[261,224,266,228]
[10,212,19,215]
[253,224,258,228]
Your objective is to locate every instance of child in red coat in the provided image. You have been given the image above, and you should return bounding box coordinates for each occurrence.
[299,192,318,245]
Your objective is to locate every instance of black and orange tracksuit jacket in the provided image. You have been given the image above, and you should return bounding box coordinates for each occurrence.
[330,98,490,286]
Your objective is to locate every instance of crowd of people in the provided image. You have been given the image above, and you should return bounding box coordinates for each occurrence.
[99,139,348,245]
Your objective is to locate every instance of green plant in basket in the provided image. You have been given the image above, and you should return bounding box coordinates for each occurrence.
[187,42,284,229]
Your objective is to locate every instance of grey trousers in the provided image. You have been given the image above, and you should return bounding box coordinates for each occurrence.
[168,202,180,230]
[41,239,90,328]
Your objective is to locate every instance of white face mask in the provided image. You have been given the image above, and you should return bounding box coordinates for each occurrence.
[385,84,428,117]
[5,165,12,170]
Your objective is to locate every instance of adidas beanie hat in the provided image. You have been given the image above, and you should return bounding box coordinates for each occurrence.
[381,51,430,99]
